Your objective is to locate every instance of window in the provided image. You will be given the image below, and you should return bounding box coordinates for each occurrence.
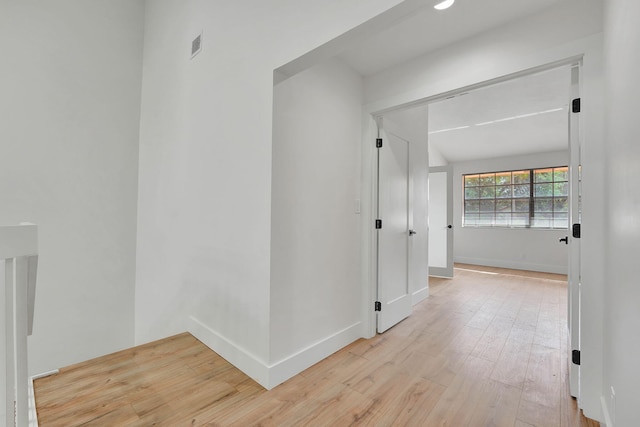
[463,166,568,229]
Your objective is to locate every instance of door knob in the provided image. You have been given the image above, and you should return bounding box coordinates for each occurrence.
[409,230,417,236]
[447,225,453,229]
[559,236,568,244]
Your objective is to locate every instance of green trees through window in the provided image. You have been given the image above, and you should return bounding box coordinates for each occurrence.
[463,166,569,229]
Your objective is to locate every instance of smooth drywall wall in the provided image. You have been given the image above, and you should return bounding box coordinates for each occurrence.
[270,58,363,383]
[429,145,448,168]
[453,152,570,274]
[137,0,407,387]
[602,0,640,425]
[364,0,604,106]
[0,1,144,375]
[362,1,605,420]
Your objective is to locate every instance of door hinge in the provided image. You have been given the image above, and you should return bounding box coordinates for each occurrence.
[572,223,581,238]
[375,219,382,229]
[375,301,382,312]
[572,98,581,113]
[376,138,383,148]
[572,349,581,365]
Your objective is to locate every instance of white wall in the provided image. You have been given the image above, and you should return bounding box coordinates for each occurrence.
[364,0,604,107]
[270,58,363,385]
[362,1,606,420]
[136,0,407,388]
[429,145,448,168]
[602,0,640,425]
[0,1,144,375]
[453,151,570,274]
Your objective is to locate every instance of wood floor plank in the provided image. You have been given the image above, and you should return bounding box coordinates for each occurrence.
[372,377,445,426]
[421,355,496,426]
[490,338,532,389]
[469,379,522,427]
[522,344,562,409]
[470,330,508,362]
[34,265,600,427]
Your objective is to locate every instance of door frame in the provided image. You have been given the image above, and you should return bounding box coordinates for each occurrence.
[568,62,582,399]
[361,56,584,341]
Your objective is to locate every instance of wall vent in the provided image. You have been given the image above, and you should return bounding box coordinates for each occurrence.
[191,33,202,58]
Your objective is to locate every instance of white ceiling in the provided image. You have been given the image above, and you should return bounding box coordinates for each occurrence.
[428,66,571,163]
[338,0,566,76]
[383,65,572,164]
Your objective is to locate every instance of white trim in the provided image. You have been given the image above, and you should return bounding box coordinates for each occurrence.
[453,256,567,275]
[30,370,58,381]
[601,395,613,427]
[412,286,429,305]
[28,377,39,427]
[188,316,270,388]
[268,322,362,389]
[360,113,380,340]
[28,359,58,426]
[428,274,452,279]
[189,316,362,390]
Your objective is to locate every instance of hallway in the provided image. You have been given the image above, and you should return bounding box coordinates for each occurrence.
[34,266,597,426]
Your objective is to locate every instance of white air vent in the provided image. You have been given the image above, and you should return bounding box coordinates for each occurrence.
[191,32,202,58]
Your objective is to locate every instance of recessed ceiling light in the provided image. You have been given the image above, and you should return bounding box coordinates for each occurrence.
[434,0,455,10]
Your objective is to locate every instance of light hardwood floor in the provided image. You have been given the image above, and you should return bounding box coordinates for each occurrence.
[34,265,599,426]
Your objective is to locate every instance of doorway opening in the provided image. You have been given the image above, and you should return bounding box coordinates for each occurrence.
[369,62,582,397]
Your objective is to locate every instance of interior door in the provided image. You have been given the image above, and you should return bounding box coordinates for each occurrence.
[376,127,412,333]
[568,63,582,398]
[428,166,453,278]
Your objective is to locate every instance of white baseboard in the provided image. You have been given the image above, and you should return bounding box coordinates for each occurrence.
[29,376,38,426]
[412,286,429,305]
[188,316,362,390]
[454,257,568,275]
[601,395,613,427]
[31,370,58,381]
[268,322,362,389]
[188,316,270,388]
[29,370,58,427]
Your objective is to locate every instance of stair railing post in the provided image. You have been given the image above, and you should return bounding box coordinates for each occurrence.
[1,224,38,427]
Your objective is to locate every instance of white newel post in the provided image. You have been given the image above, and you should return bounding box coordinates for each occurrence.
[1,224,38,427]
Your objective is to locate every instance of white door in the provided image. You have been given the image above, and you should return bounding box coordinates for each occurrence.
[376,128,412,333]
[428,166,453,278]
[567,64,582,398]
